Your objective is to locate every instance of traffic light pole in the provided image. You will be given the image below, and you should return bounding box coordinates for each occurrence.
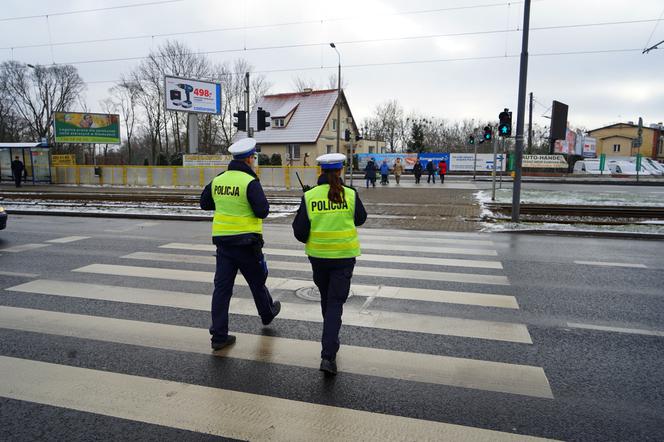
[511,0,531,222]
[473,139,477,180]
[491,136,497,201]
[245,72,252,138]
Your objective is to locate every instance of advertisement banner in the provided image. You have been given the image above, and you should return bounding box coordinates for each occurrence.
[418,153,450,168]
[522,155,568,168]
[53,112,120,144]
[449,153,506,171]
[183,154,231,167]
[164,76,221,114]
[357,153,418,170]
[51,154,76,166]
[582,136,597,158]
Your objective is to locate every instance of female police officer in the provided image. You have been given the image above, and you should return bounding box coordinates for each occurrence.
[292,153,367,375]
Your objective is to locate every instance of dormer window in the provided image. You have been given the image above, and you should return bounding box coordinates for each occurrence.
[273,118,285,128]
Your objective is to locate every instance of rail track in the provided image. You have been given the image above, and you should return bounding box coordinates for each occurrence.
[485,203,664,219]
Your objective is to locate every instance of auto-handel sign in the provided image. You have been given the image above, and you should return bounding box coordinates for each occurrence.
[164,76,221,114]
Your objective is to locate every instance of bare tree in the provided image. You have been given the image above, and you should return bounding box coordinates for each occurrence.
[110,78,140,164]
[0,61,85,141]
[373,100,404,152]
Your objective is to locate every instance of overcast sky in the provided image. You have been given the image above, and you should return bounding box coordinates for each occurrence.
[1,0,663,131]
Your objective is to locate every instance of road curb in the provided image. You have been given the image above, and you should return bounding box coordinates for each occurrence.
[6,209,212,222]
[493,229,664,240]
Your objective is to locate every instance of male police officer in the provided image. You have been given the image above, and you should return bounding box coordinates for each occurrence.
[200,138,281,351]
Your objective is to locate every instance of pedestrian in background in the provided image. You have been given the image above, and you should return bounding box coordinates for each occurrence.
[200,138,281,351]
[292,153,367,375]
[11,156,25,188]
[425,160,436,184]
[413,159,423,184]
[438,159,447,183]
[380,160,389,185]
[393,157,404,185]
[364,157,377,188]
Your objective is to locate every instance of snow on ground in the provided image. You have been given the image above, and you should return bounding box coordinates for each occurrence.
[476,189,664,207]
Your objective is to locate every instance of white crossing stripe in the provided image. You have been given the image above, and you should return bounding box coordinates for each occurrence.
[0,243,50,253]
[263,248,503,269]
[358,234,495,247]
[74,263,518,309]
[0,270,40,278]
[124,252,509,285]
[46,236,91,244]
[567,322,664,337]
[573,261,647,269]
[162,242,498,257]
[7,280,529,342]
[0,307,551,398]
[358,228,492,240]
[0,355,555,441]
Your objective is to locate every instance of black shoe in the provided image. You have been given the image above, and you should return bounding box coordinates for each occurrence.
[262,301,281,326]
[211,335,236,351]
[320,358,337,375]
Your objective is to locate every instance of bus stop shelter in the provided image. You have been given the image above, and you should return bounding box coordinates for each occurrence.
[0,142,52,184]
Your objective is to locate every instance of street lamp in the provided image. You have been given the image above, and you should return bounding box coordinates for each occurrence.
[329,43,341,156]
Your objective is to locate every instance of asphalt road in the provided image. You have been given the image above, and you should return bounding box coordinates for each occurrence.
[1,215,662,441]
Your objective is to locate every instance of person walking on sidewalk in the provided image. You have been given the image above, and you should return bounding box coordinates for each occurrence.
[11,156,25,188]
[425,160,436,184]
[380,160,390,185]
[413,159,423,184]
[200,138,281,351]
[364,157,377,188]
[292,153,367,375]
[438,159,447,183]
[393,157,404,185]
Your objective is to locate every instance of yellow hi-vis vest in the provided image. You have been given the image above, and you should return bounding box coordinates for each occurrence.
[211,170,262,237]
[304,184,360,258]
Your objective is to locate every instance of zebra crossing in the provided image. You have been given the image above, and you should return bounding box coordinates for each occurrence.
[0,226,557,440]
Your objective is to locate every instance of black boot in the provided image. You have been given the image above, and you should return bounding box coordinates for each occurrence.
[319,358,337,375]
[211,335,236,351]
[262,300,281,325]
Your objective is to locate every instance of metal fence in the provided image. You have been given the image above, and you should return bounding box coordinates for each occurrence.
[51,165,320,189]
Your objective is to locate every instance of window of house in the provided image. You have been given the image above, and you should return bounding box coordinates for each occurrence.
[332,119,337,130]
[288,144,300,159]
[613,144,620,152]
[273,118,285,128]
[327,145,333,154]
[369,146,374,153]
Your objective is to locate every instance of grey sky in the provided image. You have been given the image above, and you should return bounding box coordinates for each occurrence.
[1,0,663,131]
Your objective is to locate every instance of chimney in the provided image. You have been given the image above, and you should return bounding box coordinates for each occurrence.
[302,88,313,95]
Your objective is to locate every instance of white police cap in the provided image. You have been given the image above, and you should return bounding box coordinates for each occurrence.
[316,153,346,170]
[228,138,257,159]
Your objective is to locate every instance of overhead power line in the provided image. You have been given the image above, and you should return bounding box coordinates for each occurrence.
[0,0,186,22]
[81,47,644,86]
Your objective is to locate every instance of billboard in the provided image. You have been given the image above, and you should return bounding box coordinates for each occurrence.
[183,154,231,166]
[522,155,568,168]
[164,75,221,114]
[581,136,597,158]
[554,128,577,154]
[449,153,505,171]
[53,112,120,144]
[357,153,418,170]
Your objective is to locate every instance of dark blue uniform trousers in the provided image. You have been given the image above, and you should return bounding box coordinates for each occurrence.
[210,244,277,344]
[309,257,356,360]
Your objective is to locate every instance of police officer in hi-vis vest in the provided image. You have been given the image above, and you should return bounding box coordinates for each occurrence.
[200,138,281,351]
[292,153,367,375]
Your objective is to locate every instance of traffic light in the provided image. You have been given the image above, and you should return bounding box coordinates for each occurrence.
[355,134,363,142]
[468,135,475,145]
[483,126,492,142]
[344,128,351,142]
[498,108,512,137]
[257,107,270,131]
[233,110,246,132]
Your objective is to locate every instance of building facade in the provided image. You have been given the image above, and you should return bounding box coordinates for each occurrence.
[233,89,384,165]
[587,122,664,159]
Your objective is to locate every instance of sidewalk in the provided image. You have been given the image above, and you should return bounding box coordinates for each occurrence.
[1,182,483,232]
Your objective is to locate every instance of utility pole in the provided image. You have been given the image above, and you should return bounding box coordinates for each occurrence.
[473,135,478,180]
[491,135,498,201]
[528,92,533,153]
[511,0,531,222]
[245,72,252,138]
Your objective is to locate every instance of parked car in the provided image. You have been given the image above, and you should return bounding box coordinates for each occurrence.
[0,206,6,230]
[573,160,610,175]
[629,158,663,176]
[644,158,664,174]
[609,160,651,176]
